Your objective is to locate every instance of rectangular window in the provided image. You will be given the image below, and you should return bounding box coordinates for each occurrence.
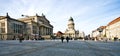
[32,26,37,34]
[1,28,5,33]
[12,23,23,34]
[1,23,5,27]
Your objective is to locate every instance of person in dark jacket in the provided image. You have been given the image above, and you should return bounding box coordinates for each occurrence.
[66,36,70,43]
[19,35,24,43]
[61,36,64,43]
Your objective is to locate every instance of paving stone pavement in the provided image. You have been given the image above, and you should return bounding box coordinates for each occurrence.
[0,40,120,56]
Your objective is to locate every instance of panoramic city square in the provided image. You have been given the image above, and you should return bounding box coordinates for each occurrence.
[0,0,120,56]
[0,40,120,56]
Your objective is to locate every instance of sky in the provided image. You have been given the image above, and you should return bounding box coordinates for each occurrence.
[0,0,120,35]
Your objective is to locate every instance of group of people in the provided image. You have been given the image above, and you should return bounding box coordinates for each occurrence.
[18,35,70,43]
[61,36,70,43]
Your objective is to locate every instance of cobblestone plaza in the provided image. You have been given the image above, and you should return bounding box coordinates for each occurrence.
[0,40,120,56]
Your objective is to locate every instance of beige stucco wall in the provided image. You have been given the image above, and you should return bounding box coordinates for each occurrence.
[106,21,120,40]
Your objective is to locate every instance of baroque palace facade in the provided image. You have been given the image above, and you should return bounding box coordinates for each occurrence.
[0,13,53,40]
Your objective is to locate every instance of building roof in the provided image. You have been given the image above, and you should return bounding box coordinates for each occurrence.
[99,26,106,29]
[92,29,97,33]
[69,17,74,21]
[92,26,106,33]
[18,16,35,21]
[0,15,26,24]
[0,16,6,20]
[19,14,50,23]
[108,17,120,26]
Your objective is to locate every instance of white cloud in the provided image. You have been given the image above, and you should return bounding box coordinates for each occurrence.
[0,0,120,35]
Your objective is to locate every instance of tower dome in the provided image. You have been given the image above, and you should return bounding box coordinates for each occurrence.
[69,17,74,21]
[67,17,75,30]
[68,17,74,25]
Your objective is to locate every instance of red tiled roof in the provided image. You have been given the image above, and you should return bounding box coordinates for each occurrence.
[99,26,106,29]
[92,26,106,33]
[108,17,120,26]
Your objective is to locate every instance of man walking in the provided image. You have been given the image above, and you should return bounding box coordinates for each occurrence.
[61,36,64,43]
[19,34,24,43]
[66,36,69,43]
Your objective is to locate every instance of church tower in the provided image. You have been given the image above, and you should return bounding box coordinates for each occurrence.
[68,17,75,31]
[65,17,77,39]
[64,17,84,39]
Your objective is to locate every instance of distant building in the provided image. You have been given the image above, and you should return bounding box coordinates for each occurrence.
[106,17,120,40]
[92,29,99,38]
[91,17,120,40]
[79,31,85,38]
[91,26,106,40]
[0,13,53,40]
[64,17,84,39]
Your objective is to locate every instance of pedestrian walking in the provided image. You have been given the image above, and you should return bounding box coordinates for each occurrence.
[19,34,24,43]
[61,36,64,43]
[66,36,69,43]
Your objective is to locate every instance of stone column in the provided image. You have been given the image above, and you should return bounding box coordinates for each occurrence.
[44,27,45,35]
[50,28,52,35]
[39,27,41,35]
[43,27,45,35]
[41,27,44,35]
[51,28,52,35]
[44,27,46,35]
[49,28,51,35]
[48,28,49,35]
[46,28,47,35]
[47,28,48,35]
[46,27,47,35]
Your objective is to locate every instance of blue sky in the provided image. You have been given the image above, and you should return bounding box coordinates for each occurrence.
[0,0,120,35]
